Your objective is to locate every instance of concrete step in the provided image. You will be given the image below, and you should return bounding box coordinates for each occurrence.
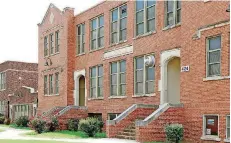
[123,128,136,132]
[116,135,135,140]
[118,131,136,136]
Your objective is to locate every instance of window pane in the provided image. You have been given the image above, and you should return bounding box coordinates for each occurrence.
[120,18,127,30]
[112,22,117,32]
[147,0,156,7]
[98,77,103,86]
[120,85,126,95]
[137,23,144,35]
[112,33,118,43]
[91,30,97,40]
[82,24,85,33]
[177,1,181,8]
[209,63,220,76]
[136,0,144,11]
[120,29,126,41]
[227,116,230,127]
[147,67,155,80]
[120,61,126,72]
[205,116,218,135]
[120,5,127,18]
[136,82,143,94]
[111,63,117,74]
[176,9,181,23]
[78,26,81,35]
[91,67,97,77]
[98,87,103,97]
[209,51,220,63]
[136,70,143,82]
[99,16,104,27]
[98,37,104,48]
[120,73,126,83]
[146,81,154,94]
[167,12,174,26]
[99,27,104,37]
[112,9,118,22]
[136,57,144,69]
[111,85,117,95]
[91,88,96,98]
[147,19,155,32]
[111,75,117,85]
[91,40,96,50]
[98,66,103,76]
[147,7,155,19]
[91,78,96,87]
[209,36,221,50]
[167,1,174,12]
[92,19,97,30]
[136,11,144,23]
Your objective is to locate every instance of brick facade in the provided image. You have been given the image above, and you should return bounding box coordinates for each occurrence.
[38,1,230,142]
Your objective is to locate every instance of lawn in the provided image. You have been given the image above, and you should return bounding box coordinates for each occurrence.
[23,130,106,139]
[0,140,80,143]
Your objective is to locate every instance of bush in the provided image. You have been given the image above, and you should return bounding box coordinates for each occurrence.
[165,124,184,143]
[4,118,10,125]
[45,117,59,132]
[94,132,107,138]
[78,117,101,137]
[67,119,79,131]
[0,116,5,124]
[15,116,29,127]
[30,118,46,134]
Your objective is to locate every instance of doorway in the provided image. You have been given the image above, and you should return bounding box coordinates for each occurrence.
[79,76,85,106]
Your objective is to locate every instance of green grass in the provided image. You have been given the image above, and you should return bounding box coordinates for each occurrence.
[0,140,80,143]
[9,124,30,130]
[93,132,107,138]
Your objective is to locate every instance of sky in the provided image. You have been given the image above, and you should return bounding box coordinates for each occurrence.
[0,0,103,63]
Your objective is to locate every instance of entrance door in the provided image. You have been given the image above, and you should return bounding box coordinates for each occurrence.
[79,76,85,106]
[167,57,180,104]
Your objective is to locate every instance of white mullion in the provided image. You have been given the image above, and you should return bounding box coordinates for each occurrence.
[80,25,83,53]
[143,55,146,94]
[96,18,99,49]
[96,66,98,98]
[144,1,147,33]
[117,8,120,43]
[117,62,120,96]
[173,0,177,25]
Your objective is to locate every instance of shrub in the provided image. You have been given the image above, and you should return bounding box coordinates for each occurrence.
[4,118,11,125]
[15,116,29,127]
[165,124,184,143]
[78,117,101,137]
[30,118,46,134]
[45,117,59,132]
[67,119,79,131]
[0,116,5,124]
[94,132,107,138]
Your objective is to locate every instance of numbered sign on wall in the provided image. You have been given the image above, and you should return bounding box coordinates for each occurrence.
[181,66,190,72]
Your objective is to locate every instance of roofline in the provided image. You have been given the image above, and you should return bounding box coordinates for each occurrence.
[0,60,38,65]
[74,0,106,17]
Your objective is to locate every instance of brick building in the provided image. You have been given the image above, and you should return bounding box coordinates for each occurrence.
[0,61,38,120]
[37,1,230,142]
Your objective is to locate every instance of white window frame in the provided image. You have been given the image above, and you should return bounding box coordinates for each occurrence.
[44,75,48,95]
[135,0,156,36]
[55,73,59,95]
[55,30,60,53]
[110,60,126,96]
[90,15,104,50]
[90,65,103,98]
[0,72,6,90]
[110,4,127,44]
[49,33,54,55]
[226,115,230,139]
[202,114,219,137]
[77,23,85,55]
[49,74,54,95]
[164,0,181,28]
[44,36,49,57]
[134,54,155,95]
[14,104,29,120]
[206,35,222,77]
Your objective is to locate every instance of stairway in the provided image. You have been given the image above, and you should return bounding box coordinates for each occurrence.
[41,106,65,121]
[116,123,136,140]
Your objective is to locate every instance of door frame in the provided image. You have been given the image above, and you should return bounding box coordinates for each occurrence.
[74,69,87,106]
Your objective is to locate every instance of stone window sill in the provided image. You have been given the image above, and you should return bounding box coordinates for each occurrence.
[162,23,181,31]
[0,89,6,92]
[132,93,156,98]
[200,135,221,141]
[44,94,59,97]
[88,97,104,100]
[44,52,60,58]
[133,31,156,40]
[203,76,230,81]
[89,47,104,53]
[76,53,85,57]
[109,96,127,99]
[224,139,230,142]
[109,40,127,48]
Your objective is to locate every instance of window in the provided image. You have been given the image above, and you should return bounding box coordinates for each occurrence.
[49,74,53,94]
[110,60,126,96]
[44,36,48,56]
[90,65,103,98]
[111,4,127,44]
[135,55,155,95]
[55,73,59,94]
[108,113,120,120]
[50,33,54,55]
[227,115,230,139]
[91,15,104,50]
[0,72,6,90]
[203,115,218,136]
[14,105,29,120]
[0,101,5,115]
[207,36,221,77]
[136,0,156,36]
[77,23,85,54]
[44,75,48,95]
[55,31,60,53]
[165,1,181,27]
